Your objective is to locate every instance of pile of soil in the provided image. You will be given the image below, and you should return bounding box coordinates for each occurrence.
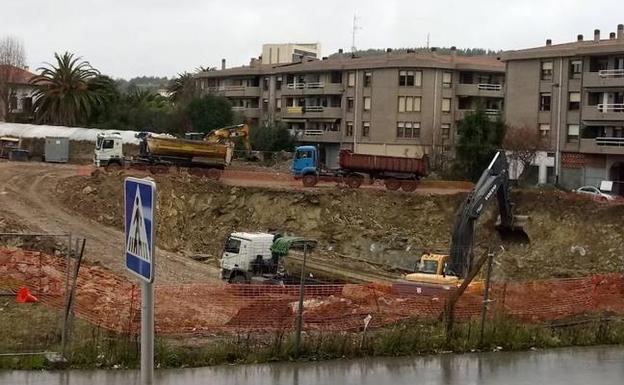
[56,173,624,281]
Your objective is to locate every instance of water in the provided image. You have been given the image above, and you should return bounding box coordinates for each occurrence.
[2,346,624,385]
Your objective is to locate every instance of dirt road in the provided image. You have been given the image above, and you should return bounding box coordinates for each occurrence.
[0,161,220,283]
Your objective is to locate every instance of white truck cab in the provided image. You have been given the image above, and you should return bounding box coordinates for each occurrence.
[94,132,124,167]
[220,232,278,283]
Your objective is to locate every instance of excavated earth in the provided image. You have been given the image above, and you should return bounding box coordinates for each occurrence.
[55,172,624,281]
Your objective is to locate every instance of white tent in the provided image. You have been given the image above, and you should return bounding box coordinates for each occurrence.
[0,122,143,144]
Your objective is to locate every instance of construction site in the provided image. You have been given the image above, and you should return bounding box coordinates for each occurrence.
[1,149,624,370]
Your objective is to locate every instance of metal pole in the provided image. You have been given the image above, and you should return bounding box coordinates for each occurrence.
[294,242,308,357]
[141,281,154,385]
[479,251,495,346]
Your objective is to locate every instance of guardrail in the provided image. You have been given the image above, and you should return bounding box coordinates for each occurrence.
[477,83,503,91]
[304,106,324,112]
[286,106,303,114]
[303,130,324,136]
[286,82,325,89]
[598,69,624,78]
[596,137,624,146]
[597,103,624,112]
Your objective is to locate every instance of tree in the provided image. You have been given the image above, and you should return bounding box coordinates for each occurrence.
[0,36,26,121]
[503,125,544,181]
[185,95,233,133]
[454,108,506,181]
[30,52,110,126]
[167,72,196,106]
[250,122,295,152]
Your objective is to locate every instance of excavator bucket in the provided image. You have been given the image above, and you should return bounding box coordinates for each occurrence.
[495,215,530,244]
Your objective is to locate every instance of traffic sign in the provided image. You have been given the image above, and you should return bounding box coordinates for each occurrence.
[124,177,156,283]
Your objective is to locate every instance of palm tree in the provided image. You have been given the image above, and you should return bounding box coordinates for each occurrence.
[30,52,109,126]
[167,72,196,105]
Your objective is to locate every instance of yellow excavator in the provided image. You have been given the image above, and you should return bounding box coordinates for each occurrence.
[204,124,252,156]
[405,150,529,286]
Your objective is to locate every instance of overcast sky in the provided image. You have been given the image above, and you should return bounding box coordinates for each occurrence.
[1,0,622,79]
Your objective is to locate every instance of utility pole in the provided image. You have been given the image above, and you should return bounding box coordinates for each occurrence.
[479,251,495,346]
[294,241,308,357]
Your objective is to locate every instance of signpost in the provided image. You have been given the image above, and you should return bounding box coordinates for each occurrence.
[124,177,156,385]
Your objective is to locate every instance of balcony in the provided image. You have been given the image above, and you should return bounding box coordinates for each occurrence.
[231,106,261,118]
[281,82,344,95]
[455,83,504,97]
[583,71,624,88]
[580,137,624,155]
[455,109,502,121]
[582,104,624,121]
[207,85,260,97]
[284,106,342,119]
[295,129,341,143]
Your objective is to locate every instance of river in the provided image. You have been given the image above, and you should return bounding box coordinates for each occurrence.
[2,345,623,385]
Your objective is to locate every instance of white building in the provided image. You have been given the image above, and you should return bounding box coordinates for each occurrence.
[261,43,320,65]
[0,65,37,121]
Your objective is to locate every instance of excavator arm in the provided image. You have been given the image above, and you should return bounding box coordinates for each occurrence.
[205,124,252,155]
[448,150,527,277]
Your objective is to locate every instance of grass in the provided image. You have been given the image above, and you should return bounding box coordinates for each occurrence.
[2,301,624,370]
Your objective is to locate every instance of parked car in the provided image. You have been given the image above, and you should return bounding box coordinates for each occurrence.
[573,186,619,201]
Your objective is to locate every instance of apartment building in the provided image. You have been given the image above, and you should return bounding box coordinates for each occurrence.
[501,24,624,190]
[261,43,320,65]
[195,48,504,168]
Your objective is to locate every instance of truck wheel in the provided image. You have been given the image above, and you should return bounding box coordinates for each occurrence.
[206,168,222,180]
[384,179,401,191]
[229,274,248,284]
[345,175,363,188]
[302,174,318,187]
[401,181,418,192]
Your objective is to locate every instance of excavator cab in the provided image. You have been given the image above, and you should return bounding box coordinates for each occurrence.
[404,253,462,285]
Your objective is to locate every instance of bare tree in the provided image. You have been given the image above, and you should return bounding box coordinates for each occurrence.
[0,36,26,121]
[503,125,544,181]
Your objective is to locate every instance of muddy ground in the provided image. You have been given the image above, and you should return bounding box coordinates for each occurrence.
[56,172,624,281]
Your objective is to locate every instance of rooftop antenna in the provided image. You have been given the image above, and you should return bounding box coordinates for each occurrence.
[351,12,362,52]
[426,33,430,49]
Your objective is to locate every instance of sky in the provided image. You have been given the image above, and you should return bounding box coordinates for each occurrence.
[1,0,623,79]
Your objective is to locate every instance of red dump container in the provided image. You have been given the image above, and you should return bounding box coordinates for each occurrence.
[339,150,427,176]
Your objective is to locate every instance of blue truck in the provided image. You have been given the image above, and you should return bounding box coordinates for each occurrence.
[291,145,428,191]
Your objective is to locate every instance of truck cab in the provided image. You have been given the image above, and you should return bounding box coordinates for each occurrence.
[291,145,319,178]
[220,232,279,283]
[94,132,124,167]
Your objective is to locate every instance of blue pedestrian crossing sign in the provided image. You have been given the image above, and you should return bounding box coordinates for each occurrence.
[124,177,156,282]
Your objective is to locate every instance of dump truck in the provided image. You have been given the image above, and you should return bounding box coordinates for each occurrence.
[94,131,236,179]
[291,146,427,191]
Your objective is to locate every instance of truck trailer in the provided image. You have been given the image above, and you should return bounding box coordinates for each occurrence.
[291,146,427,191]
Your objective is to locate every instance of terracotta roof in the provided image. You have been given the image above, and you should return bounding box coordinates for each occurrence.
[195,52,504,79]
[500,38,624,61]
[0,65,36,85]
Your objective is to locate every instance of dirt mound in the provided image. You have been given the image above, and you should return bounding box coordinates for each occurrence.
[56,173,624,281]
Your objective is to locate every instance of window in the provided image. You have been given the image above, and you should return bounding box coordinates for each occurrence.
[442,72,452,88]
[396,121,420,138]
[569,60,582,78]
[276,98,282,111]
[346,121,354,137]
[347,72,355,87]
[330,71,342,84]
[262,99,269,111]
[441,123,451,139]
[276,76,282,90]
[398,96,422,112]
[441,98,451,113]
[541,61,553,81]
[362,122,370,137]
[363,96,371,111]
[347,97,354,112]
[569,92,581,110]
[263,77,269,91]
[102,139,114,149]
[399,70,422,87]
[364,71,372,87]
[539,92,551,111]
[539,123,550,138]
[224,237,241,254]
[567,124,580,142]
[8,96,17,110]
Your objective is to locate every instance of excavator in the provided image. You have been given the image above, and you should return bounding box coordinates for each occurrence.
[405,150,529,285]
[204,124,252,156]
